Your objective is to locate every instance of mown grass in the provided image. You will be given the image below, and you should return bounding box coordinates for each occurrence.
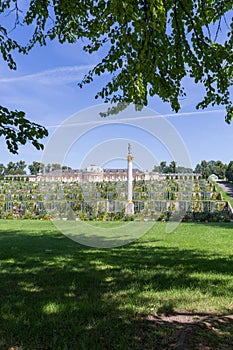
[0,220,232,349]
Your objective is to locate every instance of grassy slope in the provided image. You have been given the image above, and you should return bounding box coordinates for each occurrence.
[0,220,232,349]
[211,179,233,208]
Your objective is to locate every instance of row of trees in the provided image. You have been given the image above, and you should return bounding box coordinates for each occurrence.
[152,161,193,174]
[0,161,71,176]
[1,159,233,182]
[153,160,233,182]
[194,160,233,182]
[225,162,233,182]
[194,160,229,180]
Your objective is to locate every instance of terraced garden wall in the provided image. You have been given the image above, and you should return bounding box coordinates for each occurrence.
[0,177,232,222]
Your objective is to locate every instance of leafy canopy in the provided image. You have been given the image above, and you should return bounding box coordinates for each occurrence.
[0,1,49,153]
[0,106,48,154]
[1,0,233,149]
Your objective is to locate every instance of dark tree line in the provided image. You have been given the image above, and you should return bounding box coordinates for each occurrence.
[194,160,227,180]
[153,160,233,182]
[194,160,233,182]
[1,159,233,182]
[225,162,233,182]
[0,161,71,176]
[153,161,193,174]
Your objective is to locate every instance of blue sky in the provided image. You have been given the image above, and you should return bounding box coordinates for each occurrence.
[1,11,233,171]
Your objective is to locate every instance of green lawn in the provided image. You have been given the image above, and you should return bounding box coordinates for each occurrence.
[0,220,232,349]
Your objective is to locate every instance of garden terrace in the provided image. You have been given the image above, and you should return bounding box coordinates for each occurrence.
[0,177,232,222]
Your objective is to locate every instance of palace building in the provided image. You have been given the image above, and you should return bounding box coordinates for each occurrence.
[4,165,197,183]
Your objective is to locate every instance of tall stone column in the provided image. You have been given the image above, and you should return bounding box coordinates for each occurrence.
[125,143,134,215]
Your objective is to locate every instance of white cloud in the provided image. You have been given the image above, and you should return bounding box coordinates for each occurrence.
[0,65,94,85]
[44,108,225,128]
[162,109,225,118]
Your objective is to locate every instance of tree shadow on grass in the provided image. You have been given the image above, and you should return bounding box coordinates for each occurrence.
[0,227,232,349]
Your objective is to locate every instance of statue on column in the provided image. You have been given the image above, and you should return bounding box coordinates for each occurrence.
[128,143,132,155]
